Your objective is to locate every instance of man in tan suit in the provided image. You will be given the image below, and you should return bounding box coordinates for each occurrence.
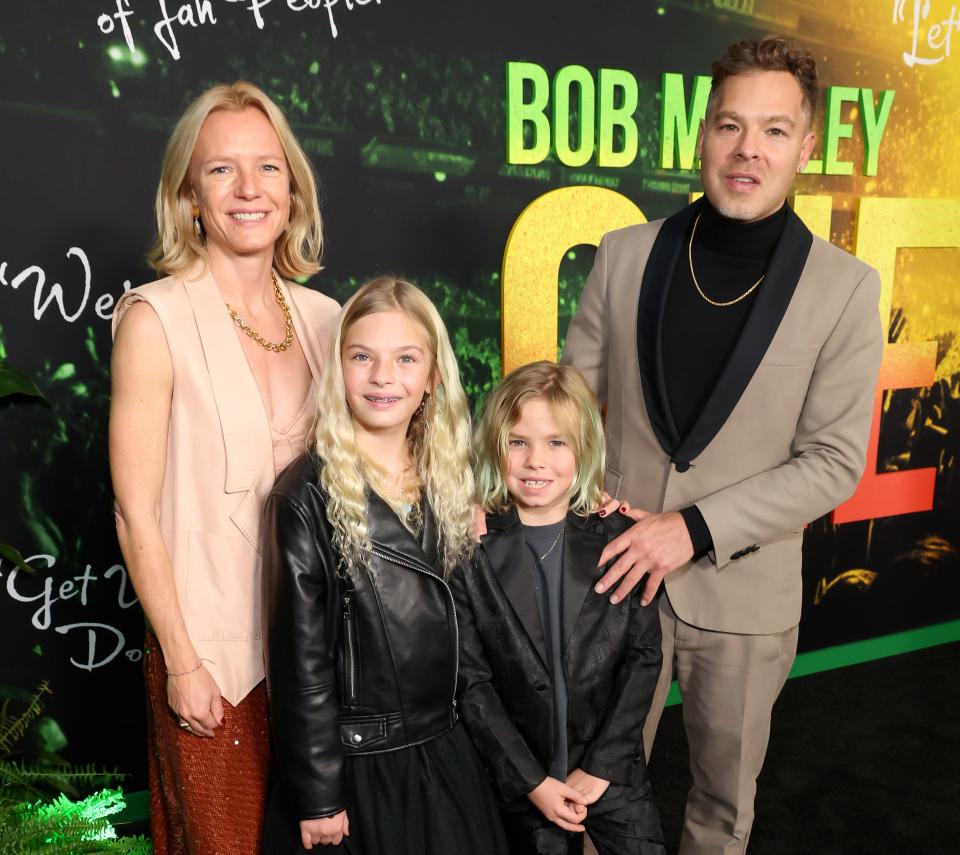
[563,36,883,854]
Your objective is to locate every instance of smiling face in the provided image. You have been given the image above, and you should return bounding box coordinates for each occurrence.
[505,398,577,525]
[188,106,291,263]
[341,310,434,444]
[698,70,816,222]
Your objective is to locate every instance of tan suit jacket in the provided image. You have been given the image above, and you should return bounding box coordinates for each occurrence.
[112,267,339,703]
[563,201,884,635]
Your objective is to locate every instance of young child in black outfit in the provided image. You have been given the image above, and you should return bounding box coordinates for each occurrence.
[452,361,666,855]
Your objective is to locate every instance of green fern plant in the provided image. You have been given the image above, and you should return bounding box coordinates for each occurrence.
[0,789,152,854]
[0,682,51,759]
[0,684,152,853]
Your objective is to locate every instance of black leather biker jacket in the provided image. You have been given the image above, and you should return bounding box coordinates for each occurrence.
[261,454,460,820]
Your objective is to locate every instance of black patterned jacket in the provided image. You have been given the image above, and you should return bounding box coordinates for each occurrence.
[452,507,662,803]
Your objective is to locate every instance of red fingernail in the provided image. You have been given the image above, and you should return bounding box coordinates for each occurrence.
[619,505,627,512]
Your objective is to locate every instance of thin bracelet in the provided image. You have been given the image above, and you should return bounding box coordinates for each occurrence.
[166,658,212,677]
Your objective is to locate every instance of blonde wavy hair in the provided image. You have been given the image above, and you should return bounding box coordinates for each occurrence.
[148,80,323,278]
[474,361,606,516]
[312,277,475,578]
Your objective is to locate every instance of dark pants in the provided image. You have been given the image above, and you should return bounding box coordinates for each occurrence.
[500,782,666,855]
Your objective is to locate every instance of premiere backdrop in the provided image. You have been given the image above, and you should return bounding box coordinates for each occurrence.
[1,0,958,787]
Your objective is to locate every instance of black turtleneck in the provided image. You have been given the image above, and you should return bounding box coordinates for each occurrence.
[663,198,788,555]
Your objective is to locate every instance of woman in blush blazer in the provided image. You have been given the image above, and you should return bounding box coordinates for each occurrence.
[109,80,338,854]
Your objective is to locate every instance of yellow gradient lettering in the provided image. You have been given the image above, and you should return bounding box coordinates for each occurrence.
[501,187,644,374]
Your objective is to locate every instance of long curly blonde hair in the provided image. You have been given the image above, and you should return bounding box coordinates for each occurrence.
[312,277,475,578]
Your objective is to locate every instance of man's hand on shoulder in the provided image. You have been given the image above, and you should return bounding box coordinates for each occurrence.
[596,509,694,606]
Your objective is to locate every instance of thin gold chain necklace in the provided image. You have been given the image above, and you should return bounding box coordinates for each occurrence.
[226,271,294,352]
[688,213,765,308]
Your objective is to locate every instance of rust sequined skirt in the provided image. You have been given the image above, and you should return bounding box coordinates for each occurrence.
[144,633,271,855]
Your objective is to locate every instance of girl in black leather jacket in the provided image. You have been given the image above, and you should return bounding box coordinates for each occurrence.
[260,277,507,855]
[453,361,666,855]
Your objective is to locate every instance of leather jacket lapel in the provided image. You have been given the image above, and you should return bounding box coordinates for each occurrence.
[419,498,440,571]
[482,509,549,666]
[367,489,439,576]
[672,204,814,466]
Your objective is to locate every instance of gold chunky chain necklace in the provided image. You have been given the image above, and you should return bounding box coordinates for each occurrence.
[688,213,765,308]
[226,271,294,352]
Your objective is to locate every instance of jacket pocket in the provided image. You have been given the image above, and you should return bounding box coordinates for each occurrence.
[340,713,388,751]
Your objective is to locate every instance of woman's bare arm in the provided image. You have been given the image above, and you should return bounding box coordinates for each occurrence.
[109,300,222,735]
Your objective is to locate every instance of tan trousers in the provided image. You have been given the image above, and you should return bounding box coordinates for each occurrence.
[642,594,798,855]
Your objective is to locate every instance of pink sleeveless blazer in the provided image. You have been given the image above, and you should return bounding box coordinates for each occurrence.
[112,266,339,703]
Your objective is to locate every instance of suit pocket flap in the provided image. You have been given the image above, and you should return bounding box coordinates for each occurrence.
[340,714,388,750]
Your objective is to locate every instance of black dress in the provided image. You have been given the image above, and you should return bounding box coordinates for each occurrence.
[262,722,507,855]
[263,724,507,855]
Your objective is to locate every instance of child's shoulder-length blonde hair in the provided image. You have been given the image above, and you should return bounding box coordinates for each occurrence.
[474,361,605,516]
[148,80,323,279]
[312,276,475,578]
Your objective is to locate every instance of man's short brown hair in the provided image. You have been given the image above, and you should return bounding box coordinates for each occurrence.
[708,34,818,124]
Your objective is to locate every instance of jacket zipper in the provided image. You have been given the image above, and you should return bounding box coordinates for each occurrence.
[369,547,459,723]
[342,593,359,708]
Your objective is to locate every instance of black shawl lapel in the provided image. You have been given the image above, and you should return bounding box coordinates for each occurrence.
[672,203,814,465]
[561,512,605,648]
[636,199,704,456]
[482,508,549,666]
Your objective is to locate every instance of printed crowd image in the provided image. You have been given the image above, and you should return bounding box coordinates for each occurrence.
[0,2,957,854]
